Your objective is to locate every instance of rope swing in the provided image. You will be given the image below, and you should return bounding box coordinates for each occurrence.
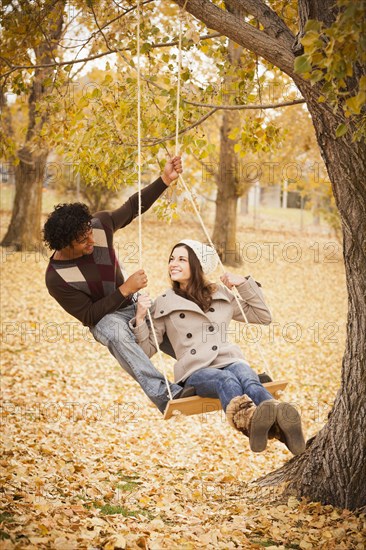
[136,0,174,401]
[135,2,288,419]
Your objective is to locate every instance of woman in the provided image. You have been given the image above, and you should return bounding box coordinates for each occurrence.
[131,239,306,455]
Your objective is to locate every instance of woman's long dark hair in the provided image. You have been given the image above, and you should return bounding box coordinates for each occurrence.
[169,244,217,311]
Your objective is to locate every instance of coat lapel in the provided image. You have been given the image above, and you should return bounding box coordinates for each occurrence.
[153,286,231,319]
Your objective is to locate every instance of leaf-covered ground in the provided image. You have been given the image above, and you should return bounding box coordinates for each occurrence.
[1,213,365,549]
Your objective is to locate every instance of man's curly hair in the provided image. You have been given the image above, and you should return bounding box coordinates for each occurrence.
[43,203,93,250]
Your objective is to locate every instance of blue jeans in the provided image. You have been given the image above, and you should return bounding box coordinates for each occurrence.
[90,305,183,414]
[185,361,273,411]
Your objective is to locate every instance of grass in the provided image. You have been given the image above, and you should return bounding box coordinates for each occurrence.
[251,539,300,549]
[116,481,142,491]
[0,513,13,542]
[83,501,154,519]
[0,185,63,214]
[0,183,332,236]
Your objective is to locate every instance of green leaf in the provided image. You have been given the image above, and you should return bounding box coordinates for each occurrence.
[103,74,113,86]
[228,127,239,140]
[92,88,102,99]
[304,19,322,33]
[141,42,152,54]
[345,91,365,115]
[359,75,366,91]
[42,77,53,87]
[294,54,312,74]
[301,31,322,49]
[335,123,348,137]
[78,96,89,108]
[309,70,324,84]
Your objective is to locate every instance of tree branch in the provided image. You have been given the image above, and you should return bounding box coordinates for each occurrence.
[0,32,221,80]
[142,108,219,146]
[152,31,222,48]
[172,0,297,78]
[88,1,113,53]
[225,0,295,49]
[183,98,305,110]
[76,0,157,53]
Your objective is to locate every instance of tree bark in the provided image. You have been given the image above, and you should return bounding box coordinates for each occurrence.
[1,1,65,250]
[212,39,243,267]
[174,0,296,76]
[173,0,366,510]
[258,98,366,510]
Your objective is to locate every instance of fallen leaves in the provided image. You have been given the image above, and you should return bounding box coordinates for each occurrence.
[1,216,365,549]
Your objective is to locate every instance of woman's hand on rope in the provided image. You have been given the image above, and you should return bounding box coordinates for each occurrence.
[119,269,148,297]
[161,155,183,185]
[220,272,246,289]
[135,293,152,326]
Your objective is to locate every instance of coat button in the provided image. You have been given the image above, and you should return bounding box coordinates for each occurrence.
[190,349,196,355]
[187,333,192,338]
[179,313,185,318]
[160,310,164,314]
[162,294,166,297]
[212,345,218,351]
[208,325,215,332]
[209,307,215,312]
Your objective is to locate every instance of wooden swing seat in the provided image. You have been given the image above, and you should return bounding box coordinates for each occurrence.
[163,380,288,420]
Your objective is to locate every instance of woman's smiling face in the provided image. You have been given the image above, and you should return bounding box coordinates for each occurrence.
[168,246,191,288]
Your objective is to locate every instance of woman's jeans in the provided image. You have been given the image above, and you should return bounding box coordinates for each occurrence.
[185,361,273,411]
[90,304,183,414]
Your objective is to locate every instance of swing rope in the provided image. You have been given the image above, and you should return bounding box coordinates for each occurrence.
[136,1,274,392]
[172,5,274,380]
[136,0,173,400]
[136,0,142,268]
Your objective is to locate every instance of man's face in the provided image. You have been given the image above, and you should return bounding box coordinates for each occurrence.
[71,228,95,257]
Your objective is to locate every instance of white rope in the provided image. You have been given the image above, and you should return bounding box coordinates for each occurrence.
[136,0,173,400]
[136,0,142,268]
[174,1,186,157]
[173,5,274,379]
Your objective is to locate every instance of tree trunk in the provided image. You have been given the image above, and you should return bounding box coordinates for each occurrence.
[2,147,48,249]
[268,86,366,510]
[173,0,366,510]
[240,193,249,215]
[1,1,65,250]
[212,39,243,267]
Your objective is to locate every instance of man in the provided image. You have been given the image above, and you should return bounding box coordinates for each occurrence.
[43,156,194,413]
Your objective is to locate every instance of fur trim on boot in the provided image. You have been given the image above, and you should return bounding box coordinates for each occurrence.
[226,396,278,452]
[226,395,254,434]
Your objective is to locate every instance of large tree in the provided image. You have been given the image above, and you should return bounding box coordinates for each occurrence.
[171,0,366,510]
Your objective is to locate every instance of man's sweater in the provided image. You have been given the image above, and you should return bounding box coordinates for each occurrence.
[45,177,168,327]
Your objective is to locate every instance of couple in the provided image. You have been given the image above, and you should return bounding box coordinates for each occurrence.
[43,156,305,455]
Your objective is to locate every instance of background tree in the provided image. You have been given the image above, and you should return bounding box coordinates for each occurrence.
[1,0,66,250]
[1,1,293,242]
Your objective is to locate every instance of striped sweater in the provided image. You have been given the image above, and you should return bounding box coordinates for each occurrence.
[45,177,168,327]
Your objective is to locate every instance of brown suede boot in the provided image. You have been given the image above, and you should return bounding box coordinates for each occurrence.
[226,395,277,452]
[268,402,306,455]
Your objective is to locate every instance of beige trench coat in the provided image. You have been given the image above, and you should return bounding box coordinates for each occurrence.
[130,276,272,384]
